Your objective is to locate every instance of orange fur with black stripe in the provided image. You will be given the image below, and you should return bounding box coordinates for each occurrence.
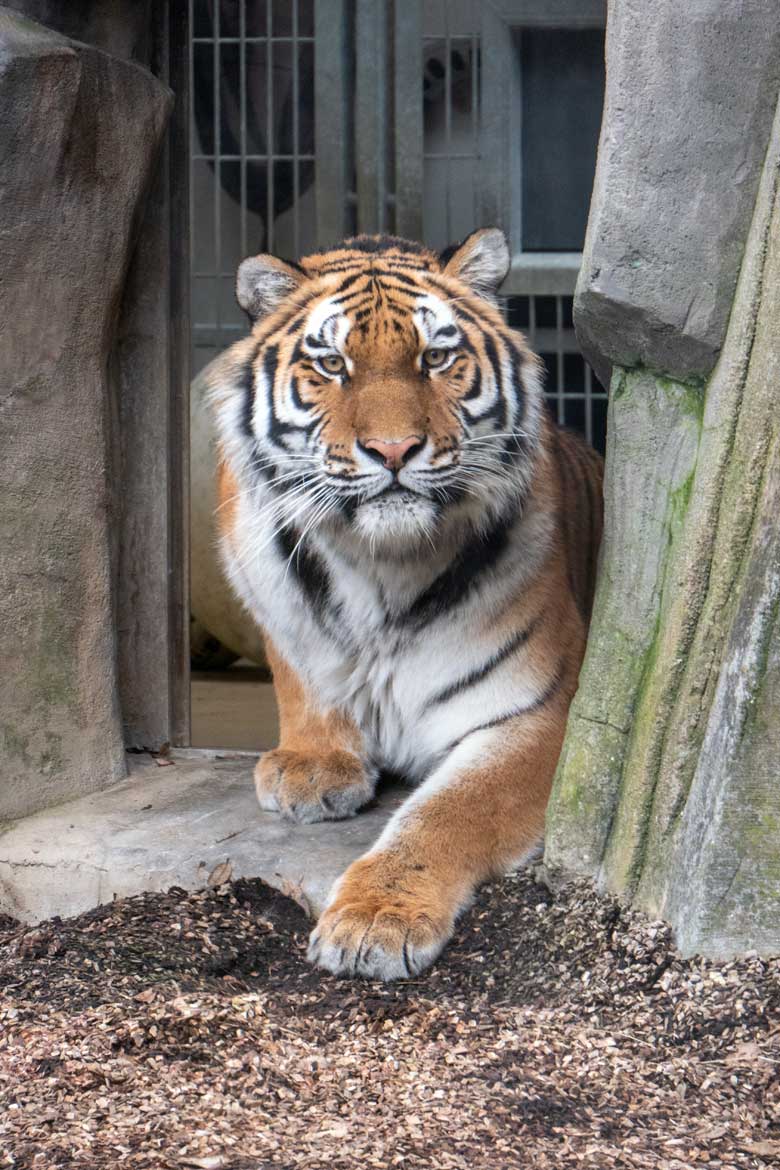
[209,229,603,979]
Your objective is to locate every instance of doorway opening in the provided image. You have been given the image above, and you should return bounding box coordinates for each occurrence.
[188,0,607,751]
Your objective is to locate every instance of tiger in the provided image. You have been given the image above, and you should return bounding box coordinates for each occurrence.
[208,228,603,981]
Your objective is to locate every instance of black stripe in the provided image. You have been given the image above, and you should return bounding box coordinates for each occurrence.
[482,333,507,429]
[506,338,527,427]
[425,277,482,325]
[239,342,261,438]
[289,374,312,416]
[341,235,429,256]
[256,287,327,341]
[317,257,431,275]
[560,433,602,620]
[582,446,603,617]
[275,525,331,617]
[444,662,565,753]
[399,508,515,626]
[263,344,286,446]
[334,271,367,294]
[380,270,424,289]
[462,364,482,405]
[316,260,366,273]
[339,494,360,523]
[423,613,543,710]
[331,288,373,310]
[263,344,319,445]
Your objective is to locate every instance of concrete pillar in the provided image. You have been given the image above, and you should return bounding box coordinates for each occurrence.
[546,0,780,958]
[0,8,172,819]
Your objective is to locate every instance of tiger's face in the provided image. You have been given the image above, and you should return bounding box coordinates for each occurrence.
[224,230,542,551]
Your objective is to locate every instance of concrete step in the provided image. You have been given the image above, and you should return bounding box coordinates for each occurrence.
[0,751,403,924]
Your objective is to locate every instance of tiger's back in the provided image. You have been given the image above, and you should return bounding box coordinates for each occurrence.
[552,426,604,622]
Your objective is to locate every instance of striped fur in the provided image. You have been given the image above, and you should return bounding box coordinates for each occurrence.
[209,229,603,980]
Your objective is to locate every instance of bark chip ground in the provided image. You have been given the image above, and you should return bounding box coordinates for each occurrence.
[0,871,777,1168]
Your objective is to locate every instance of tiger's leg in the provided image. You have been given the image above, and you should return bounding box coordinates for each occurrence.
[256,638,376,823]
[307,690,569,979]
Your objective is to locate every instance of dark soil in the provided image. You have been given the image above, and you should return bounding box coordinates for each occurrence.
[0,871,778,1169]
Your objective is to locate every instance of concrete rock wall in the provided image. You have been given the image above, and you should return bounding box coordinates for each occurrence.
[0,9,172,820]
[0,0,156,63]
[576,0,780,386]
[548,2,780,958]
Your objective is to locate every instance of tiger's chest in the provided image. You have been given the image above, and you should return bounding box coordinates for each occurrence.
[285,572,451,778]
[222,490,554,781]
[223,524,496,778]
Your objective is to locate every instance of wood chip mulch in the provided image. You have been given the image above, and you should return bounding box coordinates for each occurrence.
[0,870,778,1170]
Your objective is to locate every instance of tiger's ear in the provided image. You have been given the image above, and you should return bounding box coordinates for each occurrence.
[236,254,307,321]
[440,227,510,303]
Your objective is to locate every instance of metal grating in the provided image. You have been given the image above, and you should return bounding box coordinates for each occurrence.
[189,0,608,450]
[503,294,606,451]
[189,0,317,373]
[421,1,480,249]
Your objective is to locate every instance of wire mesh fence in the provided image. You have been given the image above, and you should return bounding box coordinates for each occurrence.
[189,0,607,450]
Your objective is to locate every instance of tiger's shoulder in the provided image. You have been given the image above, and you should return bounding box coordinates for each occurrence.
[539,416,604,623]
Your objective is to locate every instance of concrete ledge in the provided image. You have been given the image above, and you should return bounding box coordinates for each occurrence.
[0,751,403,924]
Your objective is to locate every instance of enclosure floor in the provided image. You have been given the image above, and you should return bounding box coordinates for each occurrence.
[1,871,776,1168]
[0,751,403,924]
[191,671,279,751]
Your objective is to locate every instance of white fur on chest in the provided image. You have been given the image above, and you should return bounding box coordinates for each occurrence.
[222,487,553,782]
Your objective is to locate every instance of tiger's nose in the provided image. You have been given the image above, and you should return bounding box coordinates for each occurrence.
[362,435,424,471]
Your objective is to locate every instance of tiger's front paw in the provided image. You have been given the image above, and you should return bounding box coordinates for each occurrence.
[307,855,454,981]
[255,749,375,823]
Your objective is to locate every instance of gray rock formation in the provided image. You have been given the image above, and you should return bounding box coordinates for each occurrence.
[576,0,780,386]
[0,9,172,820]
[548,2,780,959]
[1,0,156,64]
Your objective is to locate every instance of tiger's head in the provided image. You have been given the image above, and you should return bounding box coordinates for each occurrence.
[212,229,544,554]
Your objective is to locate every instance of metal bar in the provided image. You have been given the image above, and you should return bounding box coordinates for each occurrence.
[292,0,300,255]
[491,0,606,28]
[393,0,423,239]
[192,325,248,343]
[266,0,274,252]
[213,0,221,338]
[471,1,479,229]
[513,25,523,251]
[501,251,582,296]
[239,0,247,260]
[556,294,565,424]
[193,154,316,161]
[444,0,452,243]
[193,36,315,43]
[188,0,195,277]
[523,326,580,353]
[422,153,481,161]
[355,0,386,233]
[315,0,349,243]
[478,4,512,240]
[169,0,191,747]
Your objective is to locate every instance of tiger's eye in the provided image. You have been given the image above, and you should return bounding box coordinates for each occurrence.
[422,347,449,369]
[320,353,346,375]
